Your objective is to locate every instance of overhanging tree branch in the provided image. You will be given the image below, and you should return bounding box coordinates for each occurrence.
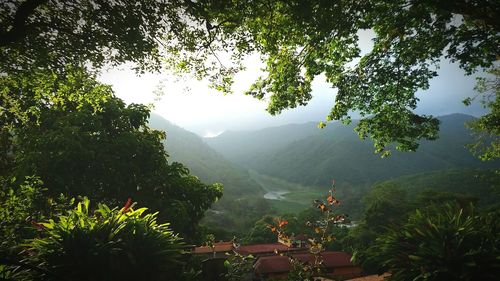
[0,0,48,46]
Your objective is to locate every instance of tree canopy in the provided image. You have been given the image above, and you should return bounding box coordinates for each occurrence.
[1,0,499,155]
[0,0,195,73]
[1,67,222,240]
[164,0,499,155]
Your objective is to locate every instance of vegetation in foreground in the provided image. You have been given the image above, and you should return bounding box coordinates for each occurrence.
[1,0,499,280]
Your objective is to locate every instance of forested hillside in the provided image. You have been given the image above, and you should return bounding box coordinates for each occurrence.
[149,113,263,197]
[205,122,321,164]
[372,168,500,209]
[207,114,500,186]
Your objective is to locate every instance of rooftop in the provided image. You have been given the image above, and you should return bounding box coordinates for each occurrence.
[192,241,234,254]
[254,251,355,274]
[236,243,305,255]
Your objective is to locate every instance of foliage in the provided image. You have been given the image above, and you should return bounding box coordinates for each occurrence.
[245,215,279,244]
[361,184,411,232]
[0,176,44,281]
[29,198,187,281]
[223,252,254,281]
[0,176,44,247]
[2,1,498,156]
[286,257,316,281]
[1,68,222,241]
[466,67,500,160]
[165,0,499,154]
[346,177,500,274]
[264,181,348,279]
[374,204,500,281]
[0,0,198,73]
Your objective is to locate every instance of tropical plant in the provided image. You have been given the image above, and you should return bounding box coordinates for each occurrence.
[29,198,188,281]
[375,204,500,281]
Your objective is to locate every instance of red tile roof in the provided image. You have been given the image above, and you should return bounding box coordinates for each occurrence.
[236,243,304,255]
[254,251,354,274]
[193,242,234,254]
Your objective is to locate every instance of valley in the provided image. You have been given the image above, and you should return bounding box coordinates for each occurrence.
[149,113,500,237]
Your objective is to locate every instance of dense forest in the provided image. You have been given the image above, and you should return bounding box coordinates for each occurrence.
[1,1,499,281]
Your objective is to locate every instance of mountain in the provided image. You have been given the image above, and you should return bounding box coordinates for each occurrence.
[206,114,500,186]
[148,113,263,197]
[204,122,321,165]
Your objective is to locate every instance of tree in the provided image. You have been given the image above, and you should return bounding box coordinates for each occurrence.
[466,67,500,160]
[164,0,499,155]
[1,67,223,240]
[0,0,198,73]
[347,184,411,273]
[245,215,284,244]
[2,1,498,154]
[361,184,411,232]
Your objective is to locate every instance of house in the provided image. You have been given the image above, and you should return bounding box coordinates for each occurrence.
[235,242,308,257]
[253,251,362,280]
[192,241,235,258]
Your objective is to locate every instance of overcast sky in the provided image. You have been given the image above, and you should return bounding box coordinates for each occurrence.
[99,31,487,138]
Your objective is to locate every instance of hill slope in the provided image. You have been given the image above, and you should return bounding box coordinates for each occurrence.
[204,122,320,165]
[372,168,500,209]
[148,113,263,197]
[206,114,499,186]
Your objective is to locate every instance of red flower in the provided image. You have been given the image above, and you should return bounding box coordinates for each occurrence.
[267,224,277,233]
[278,220,288,228]
[122,198,132,213]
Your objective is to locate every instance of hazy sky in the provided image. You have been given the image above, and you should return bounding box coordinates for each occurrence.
[99,31,487,137]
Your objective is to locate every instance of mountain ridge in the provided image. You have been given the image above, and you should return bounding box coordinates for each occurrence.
[205,113,499,186]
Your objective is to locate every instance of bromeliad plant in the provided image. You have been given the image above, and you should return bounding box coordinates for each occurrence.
[375,204,500,281]
[29,198,188,281]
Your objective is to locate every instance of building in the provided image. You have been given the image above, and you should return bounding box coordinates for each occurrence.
[253,251,362,280]
[192,241,235,258]
[236,242,308,257]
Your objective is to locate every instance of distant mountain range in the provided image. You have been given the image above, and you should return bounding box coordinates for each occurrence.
[148,113,499,224]
[205,113,499,186]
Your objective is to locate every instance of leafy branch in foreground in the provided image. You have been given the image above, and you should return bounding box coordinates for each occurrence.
[164,0,499,154]
[466,67,500,161]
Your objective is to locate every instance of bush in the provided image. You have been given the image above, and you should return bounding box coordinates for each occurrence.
[375,204,500,281]
[30,198,187,281]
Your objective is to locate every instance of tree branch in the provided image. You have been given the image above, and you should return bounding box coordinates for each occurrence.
[0,0,48,46]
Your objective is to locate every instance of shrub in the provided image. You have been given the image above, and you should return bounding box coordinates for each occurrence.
[30,198,187,281]
[375,204,500,281]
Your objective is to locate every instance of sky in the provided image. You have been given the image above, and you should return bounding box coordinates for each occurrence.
[99,31,487,138]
